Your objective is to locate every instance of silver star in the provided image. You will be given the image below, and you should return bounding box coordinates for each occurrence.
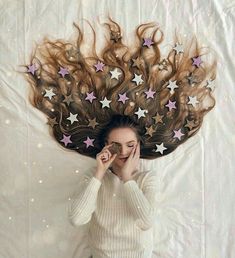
[173,43,184,54]
[155,143,167,154]
[188,96,199,108]
[67,112,78,124]
[63,94,74,105]
[205,79,215,90]
[167,80,179,94]
[44,88,56,100]
[100,97,111,108]
[135,107,147,119]
[132,73,144,86]
[110,68,122,80]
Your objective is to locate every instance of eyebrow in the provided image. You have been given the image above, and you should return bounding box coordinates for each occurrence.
[111,140,135,144]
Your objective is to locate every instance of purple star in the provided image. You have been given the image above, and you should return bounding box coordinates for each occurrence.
[165,100,177,111]
[85,91,97,103]
[58,67,69,78]
[118,92,129,104]
[84,136,95,148]
[192,56,202,68]
[143,38,154,48]
[173,128,185,140]
[27,64,37,75]
[94,61,105,72]
[60,134,72,147]
[144,88,156,99]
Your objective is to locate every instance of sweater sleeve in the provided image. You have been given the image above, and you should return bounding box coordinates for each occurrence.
[68,171,102,227]
[122,171,158,230]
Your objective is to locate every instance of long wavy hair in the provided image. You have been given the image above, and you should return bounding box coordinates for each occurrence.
[22,18,217,159]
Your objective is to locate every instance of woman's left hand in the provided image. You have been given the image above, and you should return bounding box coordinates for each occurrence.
[121,142,140,182]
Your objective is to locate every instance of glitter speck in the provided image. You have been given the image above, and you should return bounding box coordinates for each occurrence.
[37,143,43,148]
[75,170,79,173]
[113,193,116,197]
[30,198,35,202]
[9,216,12,220]
[39,180,43,184]
[5,119,10,124]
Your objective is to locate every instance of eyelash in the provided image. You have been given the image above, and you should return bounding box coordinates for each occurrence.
[128,145,134,147]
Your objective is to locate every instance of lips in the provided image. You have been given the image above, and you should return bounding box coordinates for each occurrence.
[119,157,128,162]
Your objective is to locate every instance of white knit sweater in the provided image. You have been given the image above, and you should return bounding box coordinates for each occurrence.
[68,168,158,258]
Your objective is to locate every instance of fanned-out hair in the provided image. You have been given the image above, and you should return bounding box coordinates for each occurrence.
[22,18,217,159]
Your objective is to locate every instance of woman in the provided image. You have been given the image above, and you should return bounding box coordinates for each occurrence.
[68,115,158,258]
[23,18,216,258]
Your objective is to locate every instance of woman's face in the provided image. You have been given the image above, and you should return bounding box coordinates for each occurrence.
[107,127,139,168]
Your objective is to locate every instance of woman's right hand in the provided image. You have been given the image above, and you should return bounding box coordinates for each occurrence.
[95,144,117,177]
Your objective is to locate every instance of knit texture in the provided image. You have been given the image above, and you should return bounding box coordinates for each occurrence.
[68,168,158,258]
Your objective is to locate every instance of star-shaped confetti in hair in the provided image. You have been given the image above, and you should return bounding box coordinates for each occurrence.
[67,112,78,125]
[44,88,56,100]
[143,38,154,48]
[88,118,99,129]
[167,80,179,94]
[110,68,122,80]
[132,57,143,69]
[185,119,196,130]
[47,117,58,127]
[132,73,144,86]
[173,128,185,140]
[118,92,129,104]
[110,31,122,42]
[27,64,37,75]
[135,107,147,119]
[152,113,164,124]
[165,100,177,111]
[85,91,97,103]
[155,143,167,154]
[145,125,156,137]
[60,134,72,147]
[192,56,202,68]
[94,61,105,72]
[205,79,215,91]
[58,67,69,78]
[83,136,95,148]
[63,94,74,105]
[100,97,111,108]
[173,43,184,54]
[158,59,168,71]
[188,96,199,107]
[187,73,198,85]
[144,88,156,99]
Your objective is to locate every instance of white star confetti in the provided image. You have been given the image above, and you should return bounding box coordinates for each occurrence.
[132,73,144,86]
[110,68,122,80]
[155,143,167,154]
[188,96,199,107]
[173,43,184,54]
[167,80,179,94]
[100,97,112,108]
[134,107,147,119]
[67,112,78,124]
[44,88,56,100]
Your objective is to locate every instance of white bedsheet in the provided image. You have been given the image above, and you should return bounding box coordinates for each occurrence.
[0,0,234,257]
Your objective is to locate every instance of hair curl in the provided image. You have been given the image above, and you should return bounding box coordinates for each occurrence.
[22,18,217,159]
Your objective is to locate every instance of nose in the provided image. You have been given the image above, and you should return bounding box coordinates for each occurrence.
[120,145,130,156]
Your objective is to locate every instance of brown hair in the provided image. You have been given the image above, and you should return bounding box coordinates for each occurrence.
[22,18,217,159]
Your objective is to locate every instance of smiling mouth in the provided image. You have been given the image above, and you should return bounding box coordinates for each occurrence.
[119,157,128,162]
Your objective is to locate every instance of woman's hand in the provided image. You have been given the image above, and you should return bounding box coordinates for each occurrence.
[95,144,117,178]
[121,142,140,182]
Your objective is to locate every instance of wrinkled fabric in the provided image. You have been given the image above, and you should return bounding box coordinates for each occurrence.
[0,0,234,258]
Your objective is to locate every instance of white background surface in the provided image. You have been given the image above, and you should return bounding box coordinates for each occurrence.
[0,0,234,257]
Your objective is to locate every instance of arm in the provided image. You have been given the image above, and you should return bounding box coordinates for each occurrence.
[68,171,102,227]
[123,171,158,230]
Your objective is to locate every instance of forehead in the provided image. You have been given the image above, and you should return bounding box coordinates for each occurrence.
[107,127,137,143]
